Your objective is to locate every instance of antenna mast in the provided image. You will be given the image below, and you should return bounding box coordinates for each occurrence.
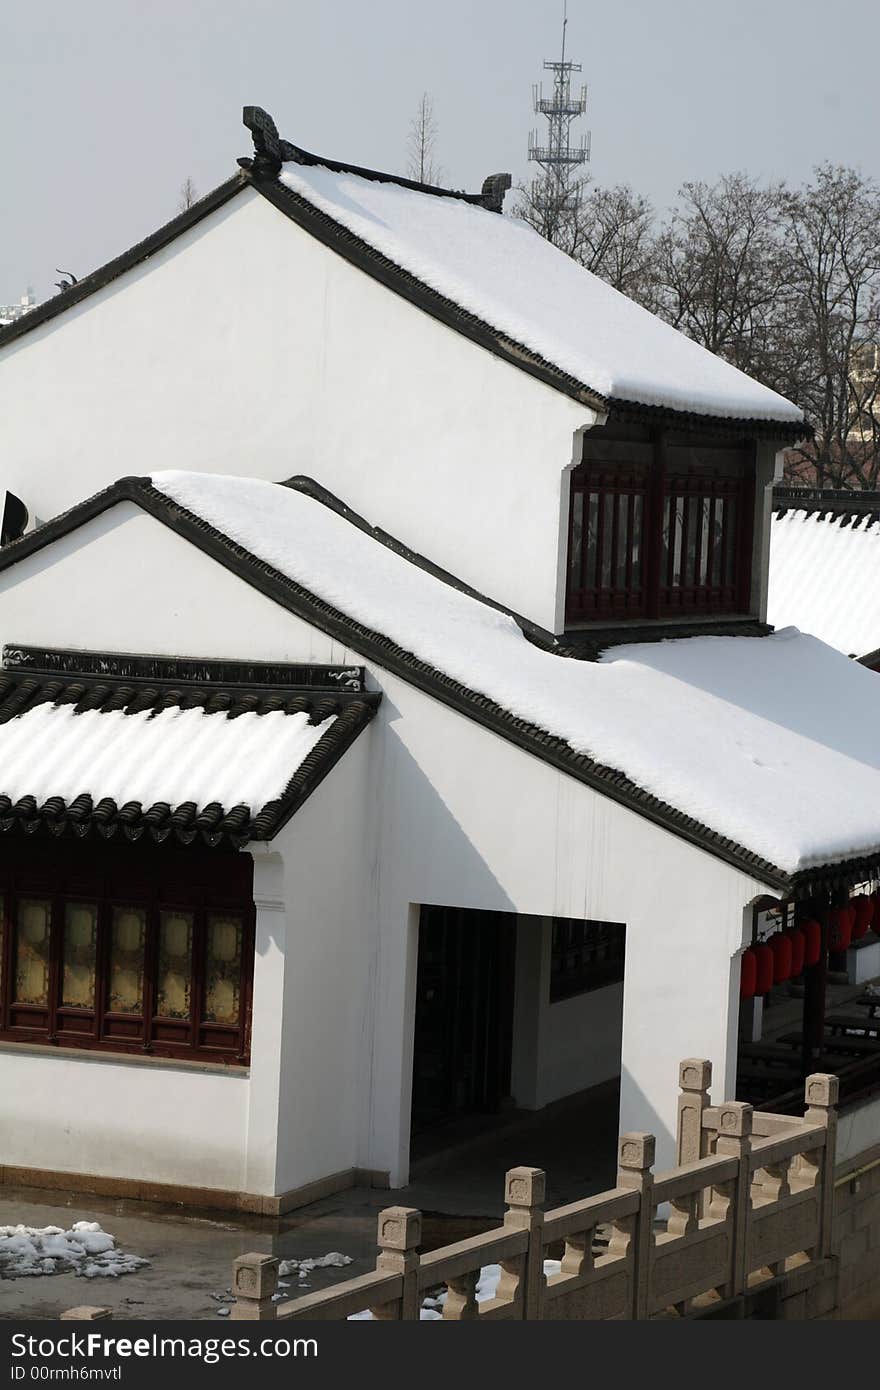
[527,4,590,242]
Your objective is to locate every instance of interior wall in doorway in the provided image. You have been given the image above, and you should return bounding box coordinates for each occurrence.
[511,914,625,1110]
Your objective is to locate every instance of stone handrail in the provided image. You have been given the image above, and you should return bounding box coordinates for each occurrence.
[228,1065,839,1322]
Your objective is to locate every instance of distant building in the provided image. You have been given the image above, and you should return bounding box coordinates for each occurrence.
[0,288,37,327]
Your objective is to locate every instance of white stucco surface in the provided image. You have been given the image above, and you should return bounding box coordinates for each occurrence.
[279,161,803,423]
[0,1046,249,1190]
[0,505,768,1192]
[0,190,590,631]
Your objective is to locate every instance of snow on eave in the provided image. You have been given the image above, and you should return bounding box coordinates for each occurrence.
[769,508,880,660]
[144,471,880,881]
[272,162,804,428]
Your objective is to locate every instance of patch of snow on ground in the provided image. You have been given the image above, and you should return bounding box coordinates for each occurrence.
[152,472,880,874]
[0,1222,149,1279]
[278,162,801,423]
[348,1260,563,1320]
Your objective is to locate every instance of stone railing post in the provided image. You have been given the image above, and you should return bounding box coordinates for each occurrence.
[712,1101,753,1298]
[501,1165,546,1320]
[60,1307,112,1320]
[616,1133,655,1320]
[230,1252,279,1320]
[804,1072,839,1259]
[372,1206,422,1320]
[676,1058,712,1165]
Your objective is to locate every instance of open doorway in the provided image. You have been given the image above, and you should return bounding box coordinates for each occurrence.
[409,907,626,1198]
[410,905,516,1140]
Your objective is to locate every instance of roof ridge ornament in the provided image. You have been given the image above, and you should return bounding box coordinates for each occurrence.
[481,173,512,214]
[240,106,306,176]
[239,104,512,213]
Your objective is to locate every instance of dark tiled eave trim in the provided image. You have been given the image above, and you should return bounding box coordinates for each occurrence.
[0,176,247,350]
[0,686,378,850]
[3,644,366,691]
[1,155,804,442]
[250,171,806,443]
[0,475,798,888]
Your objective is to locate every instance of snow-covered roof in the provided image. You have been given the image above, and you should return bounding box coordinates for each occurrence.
[139,470,880,880]
[277,161,804,426]
[769,505,880,659]
[0,661,378,846]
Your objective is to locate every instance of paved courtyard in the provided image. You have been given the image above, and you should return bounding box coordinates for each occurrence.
[0,1082,620,1321]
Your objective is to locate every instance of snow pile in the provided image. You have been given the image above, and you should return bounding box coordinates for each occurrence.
[278,1252,352,1280]
[152,471,880,875]
[0,1222,148,1279]
[279,162,802,424]
[0,702,334,816]
[349,1259,563,1320]
[769,509,880,658]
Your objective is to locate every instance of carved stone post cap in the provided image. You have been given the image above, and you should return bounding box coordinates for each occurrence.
[377,1206,422,1252]
[504,1166,546,1208]
[805,1073,839,1109]
[715,1101,753,1136]
[679,1058,712,1091]
[60,1307,112,1320]
[233,1252,278,1299]
[618,1132,655,1171]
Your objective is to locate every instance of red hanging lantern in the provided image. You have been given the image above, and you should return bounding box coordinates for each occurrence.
[852,895,874,941]
[827,906,853,953]
[802,918,822,967]
[740,947,758,999]
[754,942,775,994]
[788,926,805,978]
[770,932,793,984]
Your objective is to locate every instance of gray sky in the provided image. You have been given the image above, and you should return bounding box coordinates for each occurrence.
[2,0,879,304]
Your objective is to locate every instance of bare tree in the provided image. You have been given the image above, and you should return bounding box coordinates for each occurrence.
[178,176,198,213]
[778,166,880,488]
[406,94,443,185]
[516,179,657,306]
[652,174,789,382]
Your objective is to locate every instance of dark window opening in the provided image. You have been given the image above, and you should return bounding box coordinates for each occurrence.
[566,425,755,624]
[550,918,626,1002]
[0,839,254,1064]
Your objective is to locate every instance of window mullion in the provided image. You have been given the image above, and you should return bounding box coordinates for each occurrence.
[0,889,10,1032]
[191,904,206,1052]
[47,892,63,1044]
[143,902,157,1053]
[645,430,666,619]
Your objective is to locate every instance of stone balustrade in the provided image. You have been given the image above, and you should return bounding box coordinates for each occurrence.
[228,1063,839,1322]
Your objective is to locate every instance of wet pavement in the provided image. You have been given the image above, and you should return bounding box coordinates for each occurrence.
[0,1081,620,1321]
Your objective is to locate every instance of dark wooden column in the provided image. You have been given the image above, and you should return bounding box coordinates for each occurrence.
[801,896,829,1075]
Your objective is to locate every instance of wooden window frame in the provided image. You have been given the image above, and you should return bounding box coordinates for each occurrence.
[0,842,254,1066]
[566,427,756,625]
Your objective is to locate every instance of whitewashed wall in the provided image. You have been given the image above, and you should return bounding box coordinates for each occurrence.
[0,507,767,1194]
[0,189,593,632]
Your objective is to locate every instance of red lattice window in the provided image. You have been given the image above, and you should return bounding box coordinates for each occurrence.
[0,838,254,1064]
[566,426,755,624]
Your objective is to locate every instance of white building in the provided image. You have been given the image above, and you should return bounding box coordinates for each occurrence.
[1,109,879,1214]
[0,288,37,327]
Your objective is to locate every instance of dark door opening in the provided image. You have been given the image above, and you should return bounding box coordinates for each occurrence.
[410,906,516,1138]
